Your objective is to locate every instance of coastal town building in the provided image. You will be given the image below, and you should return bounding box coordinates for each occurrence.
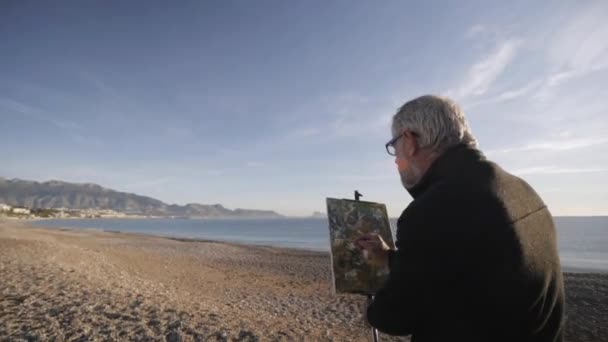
[12,208,31,215]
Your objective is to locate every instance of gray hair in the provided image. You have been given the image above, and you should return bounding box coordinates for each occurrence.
[392,95,478,153]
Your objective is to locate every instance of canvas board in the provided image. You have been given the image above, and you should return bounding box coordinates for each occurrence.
[326,197,395,294]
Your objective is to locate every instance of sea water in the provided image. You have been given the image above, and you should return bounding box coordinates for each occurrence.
[34,216,608,272]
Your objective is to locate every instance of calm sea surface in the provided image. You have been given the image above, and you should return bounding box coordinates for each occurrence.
[33,216,608,272]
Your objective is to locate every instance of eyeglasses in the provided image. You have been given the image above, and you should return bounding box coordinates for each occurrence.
[385,131,418,156]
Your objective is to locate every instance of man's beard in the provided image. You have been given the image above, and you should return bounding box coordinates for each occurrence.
[399,161,422,189]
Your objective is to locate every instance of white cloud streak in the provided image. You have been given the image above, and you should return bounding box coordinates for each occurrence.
[463,79,543,108]
[548,4,608,72]
[487,137,608,154]
[451,39,522,99]
[512,166,608,176]
[465,24,486,38]
[496,80,543,101]
[279,93,395,146]
[533,4,608,101]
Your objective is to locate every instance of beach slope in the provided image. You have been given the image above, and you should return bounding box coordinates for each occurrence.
[0,220,606,341]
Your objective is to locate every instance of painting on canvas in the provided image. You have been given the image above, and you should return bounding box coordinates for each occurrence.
[326,198,395,294]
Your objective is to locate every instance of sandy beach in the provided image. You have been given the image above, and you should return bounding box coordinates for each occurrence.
[1,220,606,342]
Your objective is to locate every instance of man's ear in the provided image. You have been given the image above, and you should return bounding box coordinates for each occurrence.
[402,130,419,157]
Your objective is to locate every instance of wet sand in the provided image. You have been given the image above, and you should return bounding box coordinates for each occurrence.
[0,219,606,341]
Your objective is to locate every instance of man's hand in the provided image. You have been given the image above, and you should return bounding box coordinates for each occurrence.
[355,233,392,268]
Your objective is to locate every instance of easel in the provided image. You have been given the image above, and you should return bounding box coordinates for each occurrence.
[354,190,380,342]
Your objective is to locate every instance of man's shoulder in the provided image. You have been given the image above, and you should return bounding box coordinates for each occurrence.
[484,160,548,222]
[398,159,546,229]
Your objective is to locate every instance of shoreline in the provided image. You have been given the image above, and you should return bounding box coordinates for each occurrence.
[30,218,333,254]
[3,215,322,221]
[562,265,608,274]
[1,219,607,341]
[31,218,608,274]
[35,224,332,254]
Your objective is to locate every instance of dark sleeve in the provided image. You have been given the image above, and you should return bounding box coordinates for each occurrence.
[366,191,452,336]
[387,249,396,270]
[366,244,422,335]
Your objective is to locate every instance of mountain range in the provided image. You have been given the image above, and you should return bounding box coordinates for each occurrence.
[0,177,283,218]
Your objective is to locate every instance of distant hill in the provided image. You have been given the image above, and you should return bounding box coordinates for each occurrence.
[310,211,327,218]
[0,177,283,218]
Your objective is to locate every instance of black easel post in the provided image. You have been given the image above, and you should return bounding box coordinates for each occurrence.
[355,190,380,342]
[367,294,379,342]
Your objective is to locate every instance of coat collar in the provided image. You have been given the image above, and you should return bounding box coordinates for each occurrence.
[407,144,486,199]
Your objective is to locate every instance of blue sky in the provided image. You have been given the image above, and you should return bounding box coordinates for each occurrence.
[1,1,607,217]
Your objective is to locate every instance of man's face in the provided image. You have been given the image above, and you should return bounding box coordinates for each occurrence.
[394,132,422,189]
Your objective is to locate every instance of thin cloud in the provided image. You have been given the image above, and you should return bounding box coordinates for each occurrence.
[487,137,608,154]
[534,4,608,101]
[327,94,395,140]
[78,69,136,121]
[512,166,608,176]
[463,79,543,108]
[533,68,604,102]
[0,97,81,129]
[70,134,104,148]
[465,24,486,38]
[496,80,543,101]
[124,177,178,189]
[165,125,193,138]
[330,174,396,183]
[451,39,522,99]
[548,4,608,72]
[280,93,394,145]
[204,169,224,176]
[80,70,120,99]
[291,127,323,138]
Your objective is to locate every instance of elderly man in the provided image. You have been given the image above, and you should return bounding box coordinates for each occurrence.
[357,95,565,342]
